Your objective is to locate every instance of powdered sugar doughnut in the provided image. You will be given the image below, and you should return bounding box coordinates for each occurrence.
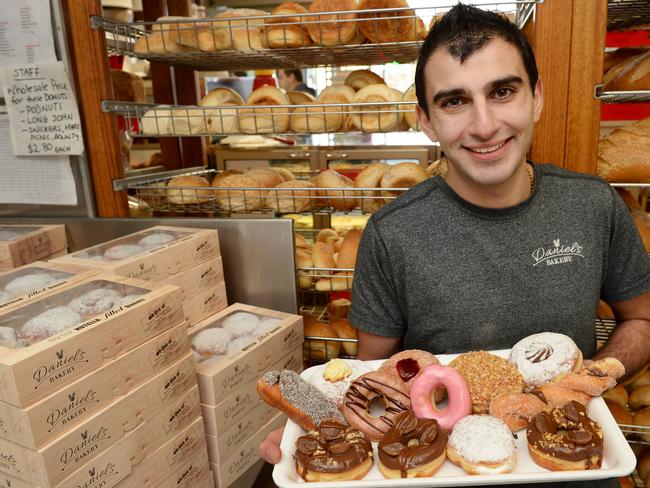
[256,317,282,336]
[21,306,82,345]
[0,326,20,348]
[68,288,123,317]
[308,359,373,405]
[226,335,257,354]
[5,273,59,297]
[509,332,582,389]
[191,327,233,359]
[0,291,11,305]
[103,244,145,260]
[222,312,260,337]
[447,415,516,474]
[137,232,176,249]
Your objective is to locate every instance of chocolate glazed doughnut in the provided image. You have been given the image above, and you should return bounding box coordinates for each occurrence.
[527,400,603,471]
[341,371,410,442]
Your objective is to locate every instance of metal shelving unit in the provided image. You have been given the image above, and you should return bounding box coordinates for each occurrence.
[595,85,650,104]
[608,0,650,30]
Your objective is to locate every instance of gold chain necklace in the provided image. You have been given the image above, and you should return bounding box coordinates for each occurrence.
[526,163,535,195]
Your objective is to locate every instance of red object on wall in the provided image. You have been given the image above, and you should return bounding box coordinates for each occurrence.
[601,103,650,121]
[606,30,650,48]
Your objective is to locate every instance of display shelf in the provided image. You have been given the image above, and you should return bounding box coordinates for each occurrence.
[595,86,650,104]
[297,266,354,293]
[608,0,650,31]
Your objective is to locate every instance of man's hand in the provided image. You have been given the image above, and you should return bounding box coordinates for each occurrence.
[259,427,284,464]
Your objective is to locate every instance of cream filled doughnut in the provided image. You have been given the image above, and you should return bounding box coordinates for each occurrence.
[256,317,282,336]
[21,306,82,345]
[447,415,516,474]
[68,288,123,317]
[191,327,233,359]
[103,244,145,261]
[226,335,257,354]
[309,358,373,404]
[137,232,176,249]
[221,311,260,337]
[410,365,471,432]
[509,332,583,389]
[5,273,58,297]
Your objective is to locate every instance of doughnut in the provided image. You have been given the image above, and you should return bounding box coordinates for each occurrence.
[308,359,372,404]
[531,383,591,408]
[380,162,428,202]
[68,288,123,317]
[341,370,410,441]
[221,311,261,337]
[191,327,233,360]
[489,392,548,432]
[226,335,257,354]
[0,326,20,348]
[355,162,390,213]
[527,400,603,470]
[257,370,347,431]
[449,351,524,414]
[21,306,82,345]
[630,385,650,410]
[294,420,373,482]
[509,332,583,389]
[447,415,517,474]
[306,0,359,47]
[137,232,176,249]
[103,244,146,261]
[255,317,282,336]
[410,364,471,432]
[378,411,447,478]
[349,84,403,132]
[5,272,58,297]
[378,349,442,392]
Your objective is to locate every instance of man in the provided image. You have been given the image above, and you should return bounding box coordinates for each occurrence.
[260,5,650,486]
[276,68,316,96]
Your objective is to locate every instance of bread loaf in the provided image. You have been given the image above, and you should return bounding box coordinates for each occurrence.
[329,318,357,356]
[597,117,650,182]
[603,50,650,91]
[295,248,314,289]
[603,48,648,74]
[200,87,244,134]
[336,229,362,268]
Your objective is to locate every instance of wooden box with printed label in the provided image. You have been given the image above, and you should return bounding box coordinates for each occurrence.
[182,282,228,327]
[190,303,303,405]
[0,225,67,272]
[0,321,190,449]
[141,438,212,488]
[51,226,220,283]
[0,273,184,408]
[159,256,224,301]
[0,354,197,486]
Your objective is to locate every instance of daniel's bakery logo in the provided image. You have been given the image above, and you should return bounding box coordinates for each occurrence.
[60,426,111,467]
[127,262,158,281]
[47,389,98,430]
[33,348,88,388]
[532,239,584,267]
[74,462,118,488]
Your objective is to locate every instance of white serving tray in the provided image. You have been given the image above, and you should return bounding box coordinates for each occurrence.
[273,350,637,487]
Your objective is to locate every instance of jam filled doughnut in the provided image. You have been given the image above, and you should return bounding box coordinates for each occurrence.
[378,349,443,400]
[20,306,82,345]
[447,415,517,474]
[410,364,471,432]
[68,288,123,318]
[5,272,58,297]
[527,400,603,470]
[341,370,410,442]
[294,419,373,482]
[509,332,583,389]
[449,351,524,414]
[378,411,447,479]
[191,327,233,360]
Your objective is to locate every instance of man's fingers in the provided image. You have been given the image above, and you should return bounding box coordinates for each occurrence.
[259,427,285,464]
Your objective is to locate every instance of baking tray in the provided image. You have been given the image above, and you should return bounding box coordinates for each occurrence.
[273,350,637,487]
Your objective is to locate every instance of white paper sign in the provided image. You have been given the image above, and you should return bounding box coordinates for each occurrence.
[0,114,77,206]
[1,61,84,156]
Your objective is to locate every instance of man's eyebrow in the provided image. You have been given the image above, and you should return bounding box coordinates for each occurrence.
[488,75,524,91]
[432,88,467,105]
[431,75,525,105]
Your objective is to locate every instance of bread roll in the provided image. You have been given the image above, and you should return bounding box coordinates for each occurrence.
[264,2,312,48]
[336,229,362,268]
[629,365,650,390]
[358,0,425,43]
[350,84,404,132]
[327,298,351,319]
[167,17,231,52]
[295,248,314,288]
[598,117,650,182]
[134,31,184,54]
[111,70,145,103]
[211,173,264,212]
[355,162,390,213]
[312,241,336,269]
[344,69,386,92]
[141,106,172,135]
[213,9,269,51]
[402,84,418,130]
[603,48,649,74]
[312,169,358,211]
[630,385,650,410]
[636,411,650,448]
[319,85,356,104]
[294,233,309,249]
[329,318,357,356]
[604,400,633,425]
[306,0,359,47]
[169,107,207,135]
[303,321,341,361]
[602,383,629,407]
[380,162,428,201]
[425,156,449,178]
[639,448,650,481]
[245,168,284,188]
[166,175,212,205]
[271,167,295,182]
[239,86,291,133]
[200,87,244,134]
[210,169,242,187]
[290,102,343,133]
[287,91,317,105]
[316,228,339,244]
[604,51,650,91]
[267,180,315,213]
[315,271,353,291]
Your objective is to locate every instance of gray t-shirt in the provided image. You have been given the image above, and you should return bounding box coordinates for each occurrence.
[350,163,650,358]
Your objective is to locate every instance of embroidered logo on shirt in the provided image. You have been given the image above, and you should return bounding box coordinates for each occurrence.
[532,239,584,266]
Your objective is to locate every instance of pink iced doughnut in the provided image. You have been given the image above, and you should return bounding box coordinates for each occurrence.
[410,364,471,432]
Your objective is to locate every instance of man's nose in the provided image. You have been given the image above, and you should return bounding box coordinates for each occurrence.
[469,100,499,139]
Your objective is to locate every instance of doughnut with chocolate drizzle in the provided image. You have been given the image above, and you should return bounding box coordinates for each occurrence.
[378,411,448,478]
[341,370,411,442]
[294,419,373,482]
[527,400,603,471]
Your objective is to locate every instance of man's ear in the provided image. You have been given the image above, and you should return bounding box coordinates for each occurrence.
[416,105,439,143]
[533,78,544,123]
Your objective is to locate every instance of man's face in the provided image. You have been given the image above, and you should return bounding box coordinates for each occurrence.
[416,38,543,193]
[277,70,292,91]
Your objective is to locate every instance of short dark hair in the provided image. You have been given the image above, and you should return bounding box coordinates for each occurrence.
[281,69,303,83]
[415,4,538,117]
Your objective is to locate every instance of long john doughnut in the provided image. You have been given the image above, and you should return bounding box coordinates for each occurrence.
[410,365,471,431]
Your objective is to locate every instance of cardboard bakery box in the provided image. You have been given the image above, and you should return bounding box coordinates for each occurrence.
[0,261,99,313]
[0,354,197,486]
[51,226,220,282]
[183,282,228,327]
[114,417,208,488]
[147,441,212,488]
[201,346,302,437]
[190,303,303,405]
[0,321,191,450]
[0,273,184,408]
[0,225,67,272]
[159,256,224,300]
[211,413,285,488]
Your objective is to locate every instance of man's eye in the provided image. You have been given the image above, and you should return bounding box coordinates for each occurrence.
[494,87,513,99]
[443,97,463,108]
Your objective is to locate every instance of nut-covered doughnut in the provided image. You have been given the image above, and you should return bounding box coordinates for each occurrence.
[341,370,410,441]
[527,400,603,470]
[294,419,373,482]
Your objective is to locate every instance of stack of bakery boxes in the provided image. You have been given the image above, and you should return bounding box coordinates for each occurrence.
[0,225,68,272]
[0,226,223,488]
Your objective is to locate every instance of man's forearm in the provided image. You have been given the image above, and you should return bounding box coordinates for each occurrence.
[592,318,650,380]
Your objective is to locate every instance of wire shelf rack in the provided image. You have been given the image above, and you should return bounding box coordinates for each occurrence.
[595,86,650,104]
[608,0,650,31]
[297,266,354,292]
[91,2,538,70]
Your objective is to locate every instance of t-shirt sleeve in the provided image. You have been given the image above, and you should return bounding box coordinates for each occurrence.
[601,187,650,303]
[348,217,405,338]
